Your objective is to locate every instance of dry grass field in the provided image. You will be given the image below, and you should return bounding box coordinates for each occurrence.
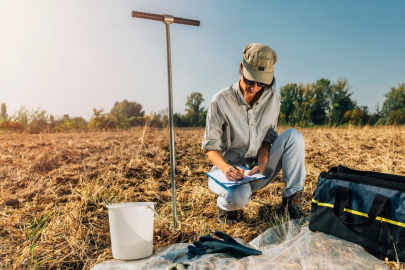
[1,126,405,269]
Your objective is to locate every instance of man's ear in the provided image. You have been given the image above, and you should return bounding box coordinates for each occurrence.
[239,62,243,72]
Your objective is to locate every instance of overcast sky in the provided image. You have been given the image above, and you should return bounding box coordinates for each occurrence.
[1,0,404,120]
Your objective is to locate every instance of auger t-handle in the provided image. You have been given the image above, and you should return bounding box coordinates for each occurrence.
[131,11,200,26]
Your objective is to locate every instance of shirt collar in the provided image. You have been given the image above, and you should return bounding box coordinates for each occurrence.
[232,82,247,106]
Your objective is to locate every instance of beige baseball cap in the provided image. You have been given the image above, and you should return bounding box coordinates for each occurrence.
[242,43,278,85]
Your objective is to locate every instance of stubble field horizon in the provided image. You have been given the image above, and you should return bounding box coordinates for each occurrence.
[1,126,404,269]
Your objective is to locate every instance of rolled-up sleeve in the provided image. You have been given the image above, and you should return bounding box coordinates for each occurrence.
[262,93,280,144]
[202,101,225,151]
[263,128,279,144]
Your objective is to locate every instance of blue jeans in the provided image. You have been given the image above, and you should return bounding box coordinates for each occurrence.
[208,128,306,211]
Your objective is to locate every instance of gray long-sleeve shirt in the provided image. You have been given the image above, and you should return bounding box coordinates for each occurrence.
[202,81,280,168]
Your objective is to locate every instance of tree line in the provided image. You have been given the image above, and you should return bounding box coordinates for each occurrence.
[0,92,207,133]
[0,80,404,133]
[279,79,405,126]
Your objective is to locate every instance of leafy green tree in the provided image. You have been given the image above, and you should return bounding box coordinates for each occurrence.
[381,83,405,124]
[330,78,356,125]
[71,117,88,129]
[294,83,314,126]
[368,103,381,125]
[310,79,331,125]
[359,106,370,125]
[280,83,298,124]
[199,108,208,127]
[129,116,144,126]
[89,108,109,130]
[350,108,364,125]
[185,92,205,114]
[184,111,200,127]
[107,113,130,130]
[151,112,163,127]
[185,92,205,126]
[288,83,317,126]
[173,113,186,127]
[110,100,145,119]
[55,117,87,132]
[386,109,405,125]
[279,82,314,126]
[342,106,369,126]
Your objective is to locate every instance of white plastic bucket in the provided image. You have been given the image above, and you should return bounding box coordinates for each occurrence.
[106,202,158,260]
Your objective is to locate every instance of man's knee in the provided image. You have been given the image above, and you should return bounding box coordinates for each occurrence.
[217,186,251,211]
[283,128,304,141]
[280,129,305,150]
[224,197,250,211]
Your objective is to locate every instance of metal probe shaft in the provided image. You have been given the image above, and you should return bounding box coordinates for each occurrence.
[131,11,200,229]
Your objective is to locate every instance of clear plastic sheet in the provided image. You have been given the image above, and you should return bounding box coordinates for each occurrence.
[91,219,389,270]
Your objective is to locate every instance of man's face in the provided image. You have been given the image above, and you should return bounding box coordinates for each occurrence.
[239,74,263,98]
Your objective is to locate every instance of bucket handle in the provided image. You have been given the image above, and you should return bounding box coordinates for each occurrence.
[147,205,160,220]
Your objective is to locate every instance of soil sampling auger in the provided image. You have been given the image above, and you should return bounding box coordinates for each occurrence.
[131,11,200,229]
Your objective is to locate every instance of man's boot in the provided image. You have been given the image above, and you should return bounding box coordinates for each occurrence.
[218,207,238,225]
[280,191,306,219]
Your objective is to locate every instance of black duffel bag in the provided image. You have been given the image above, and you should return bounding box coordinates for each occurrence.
[309,165,405,261]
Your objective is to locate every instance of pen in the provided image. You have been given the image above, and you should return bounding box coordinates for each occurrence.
[227,160,240,172]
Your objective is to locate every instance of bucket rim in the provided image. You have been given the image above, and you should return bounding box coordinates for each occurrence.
[106,202,156,209]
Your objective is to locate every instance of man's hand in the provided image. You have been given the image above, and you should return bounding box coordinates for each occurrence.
[224,166,245,181]
[247,166,262,175]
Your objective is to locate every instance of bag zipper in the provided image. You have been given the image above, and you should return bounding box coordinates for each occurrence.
[321,171,405,193]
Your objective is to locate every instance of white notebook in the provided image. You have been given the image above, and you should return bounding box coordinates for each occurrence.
[206,167,266,190]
